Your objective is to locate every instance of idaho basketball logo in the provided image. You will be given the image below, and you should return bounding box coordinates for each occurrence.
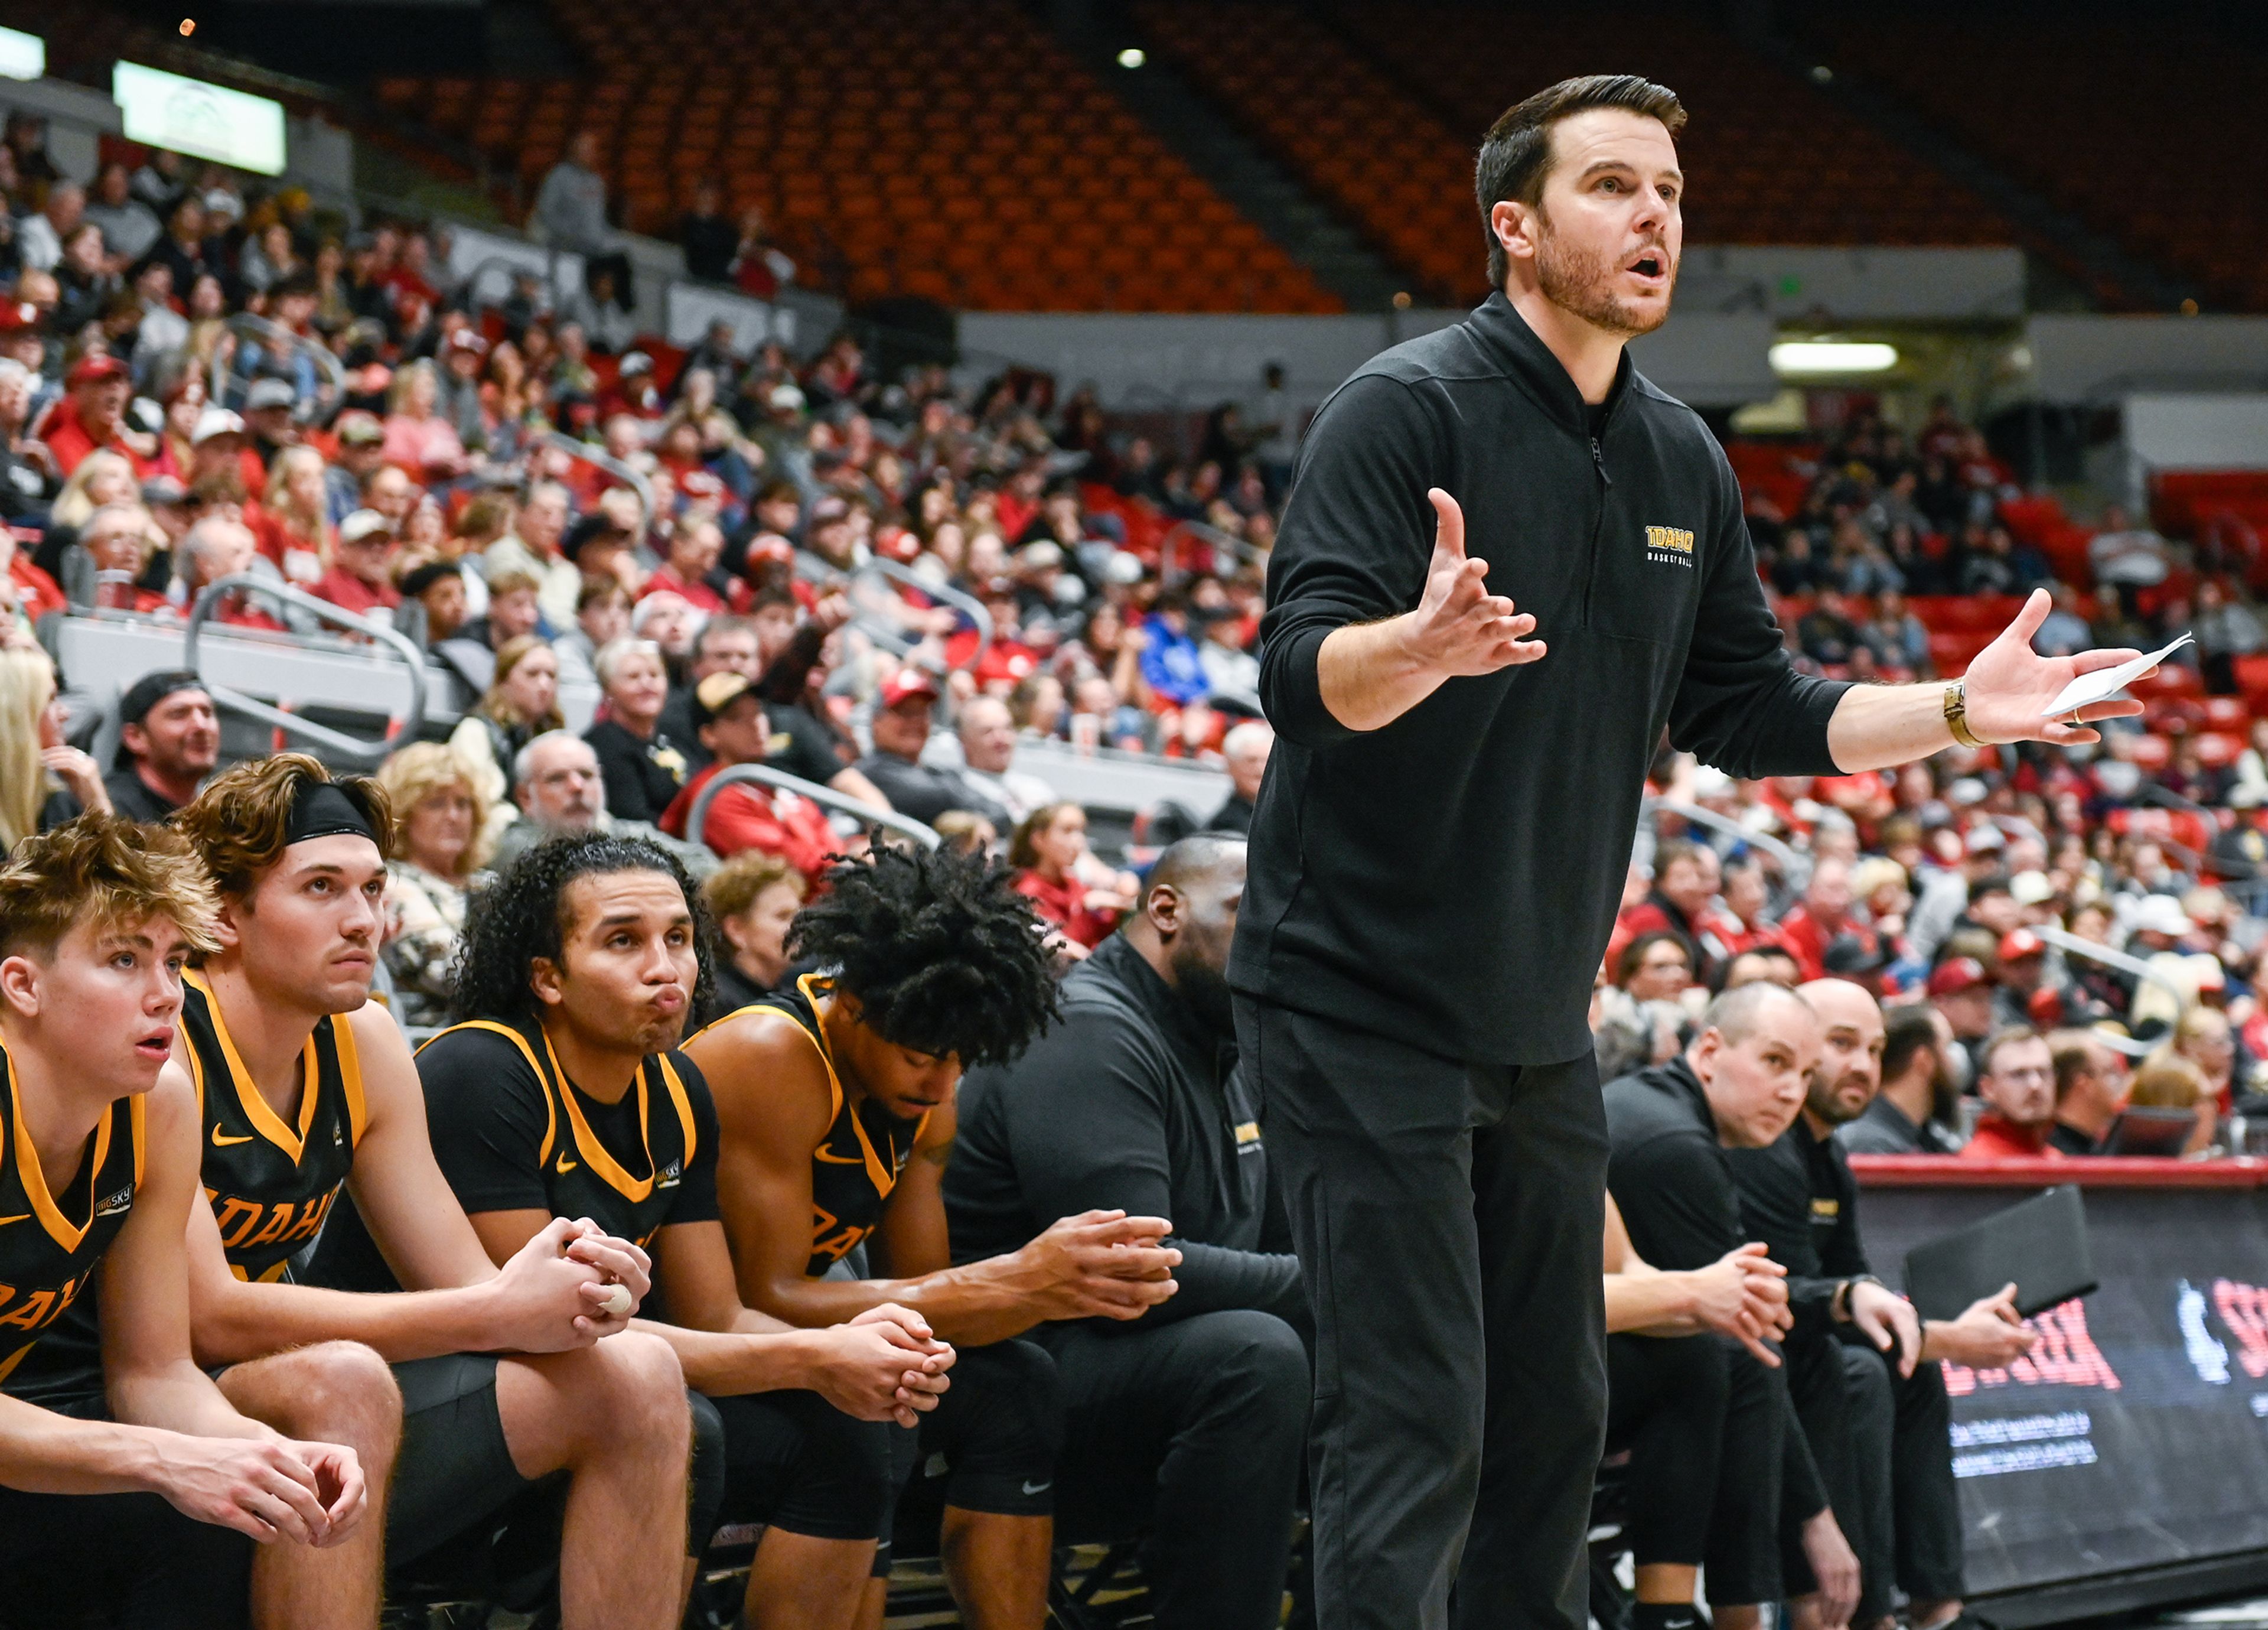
[1644,525,1696,568]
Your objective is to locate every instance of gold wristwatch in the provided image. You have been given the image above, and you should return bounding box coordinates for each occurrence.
[1943,679,1985,749]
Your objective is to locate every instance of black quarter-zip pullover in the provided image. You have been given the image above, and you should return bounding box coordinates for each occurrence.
[1231,294,1850,1063]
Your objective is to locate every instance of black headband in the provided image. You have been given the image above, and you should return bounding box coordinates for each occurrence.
[285,780,381,848]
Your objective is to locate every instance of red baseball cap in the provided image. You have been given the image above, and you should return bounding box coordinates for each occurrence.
[1997,928,2047,963]
[0,301,38,334]
[879,668,939,709]
[67,352,130,386]
[1927,956,1992,998]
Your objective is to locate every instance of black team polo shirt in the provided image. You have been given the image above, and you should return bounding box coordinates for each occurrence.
[1231,292,1852,1065]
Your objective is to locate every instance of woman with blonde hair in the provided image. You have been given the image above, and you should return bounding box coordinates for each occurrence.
[0,645,108,849]
[447,633,563,840]
[2129,1052,2214,1156]
[50,446,141,533]
[373,740,489,1027]
[256,444,334,586]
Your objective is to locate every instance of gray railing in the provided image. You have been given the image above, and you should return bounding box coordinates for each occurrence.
[214,311,349,405]
[2034,925,2189,1013]
[853,557,993,668]
[184,574,427,767]
[537,430,655,532]
[1639,795,1814,905]
[685,763,940,853]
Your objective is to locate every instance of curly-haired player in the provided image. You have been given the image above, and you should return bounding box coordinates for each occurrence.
[419,831,957,1630]
[685,844,1182,1630]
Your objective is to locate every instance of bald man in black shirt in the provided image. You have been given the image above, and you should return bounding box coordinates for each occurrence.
[950,838,1308,1629]
[1605,982,1858,1630]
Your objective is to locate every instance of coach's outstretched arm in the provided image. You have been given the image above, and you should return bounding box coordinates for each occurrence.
[1821,588,2144,770]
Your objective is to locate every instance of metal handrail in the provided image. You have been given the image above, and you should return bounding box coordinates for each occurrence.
[1159,517,1260,590]
[2034,925,2190,1013]
[2133,781,2260,879]
[852,556,993,668]
[537,431,655,533]
[1639,796,1815,896]
[214,312,348,404]
[184,574,428,767]
[685,763,939,852]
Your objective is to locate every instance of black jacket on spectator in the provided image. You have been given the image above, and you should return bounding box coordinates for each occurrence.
[853,751,1009,829]
[1236,293,1850,1064]
[584,718,689,825]
[1203,792,1254,836]
[947,932,1303,1330]
[1728,1120,1868,1343]
[1837,1095,1962,1156]
[103,769,181,824]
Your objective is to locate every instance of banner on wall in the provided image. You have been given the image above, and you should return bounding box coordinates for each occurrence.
[1860,1182,2268,1600]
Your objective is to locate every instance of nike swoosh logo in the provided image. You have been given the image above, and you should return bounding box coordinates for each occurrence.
[1021,1480,1051,1496]
[0,1213,28,1226]
[212,1131,255,1147]
[557,1157,578,1174]
[814,1147,863,1164]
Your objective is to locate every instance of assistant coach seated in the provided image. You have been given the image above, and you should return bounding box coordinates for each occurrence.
[1729,981,2034,1630]
[946,835,1311,1630]
[1605,982,1859,1630]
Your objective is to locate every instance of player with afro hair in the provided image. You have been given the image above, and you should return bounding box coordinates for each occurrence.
[685,838,1180,1629]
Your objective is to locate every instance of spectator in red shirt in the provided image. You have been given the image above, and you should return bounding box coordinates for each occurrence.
[1612,840,1746,982]
[1928,956,1997,1083]
[0,522,66,627]
[40,352,149,477]
[1009,801,1132,956]
[660,671,839,886]
[1775,857,1872,983]
[308,509,402,619]
[1960,1029,2062,1159]
[178,516,286,632]
[640,512,745,617]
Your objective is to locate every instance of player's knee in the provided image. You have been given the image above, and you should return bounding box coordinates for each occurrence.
[1195,1310,1311,1438]
[249,1340,402,1448]
[580,1332,691,1452]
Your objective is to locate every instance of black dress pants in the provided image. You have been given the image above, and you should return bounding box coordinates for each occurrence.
[1038,1308,1310,1629]
[1236,995,1609,1630]
[1839,1343,1965,1619]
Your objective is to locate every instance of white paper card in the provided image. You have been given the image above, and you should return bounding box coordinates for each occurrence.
[2039,633,2193,717]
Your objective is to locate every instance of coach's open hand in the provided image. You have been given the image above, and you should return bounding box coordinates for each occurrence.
[1406,489,1546,677]
[1316,487,1547,732]
[1958,588,2146,745]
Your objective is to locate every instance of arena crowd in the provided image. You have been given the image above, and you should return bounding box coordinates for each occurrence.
[0,120,2262,1630]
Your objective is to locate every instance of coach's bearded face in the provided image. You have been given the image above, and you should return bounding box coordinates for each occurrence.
[1529,108,1683,338]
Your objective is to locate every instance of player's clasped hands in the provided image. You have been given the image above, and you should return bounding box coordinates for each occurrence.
[814,1306,957,1428]
[1402,488,1547,678]
[1018,1209,1182,1322]
[1690,1241,1793,1366]
[494,1215,654,1350]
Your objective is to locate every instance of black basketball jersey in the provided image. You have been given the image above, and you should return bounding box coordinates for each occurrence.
[700,973,929,1277]
[0,1042,146,1408]
[182,972,367,1285]
[417,1016,703,1251]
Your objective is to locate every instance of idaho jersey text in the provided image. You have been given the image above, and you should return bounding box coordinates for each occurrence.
[0,1042,145,1410]
[698,974,928,1277]
[184,973,366,1284]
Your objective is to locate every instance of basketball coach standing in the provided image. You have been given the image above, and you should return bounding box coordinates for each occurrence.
[1230,74,2148,1630]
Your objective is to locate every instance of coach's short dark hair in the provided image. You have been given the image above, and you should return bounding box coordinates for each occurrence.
[1475,74,1687,288]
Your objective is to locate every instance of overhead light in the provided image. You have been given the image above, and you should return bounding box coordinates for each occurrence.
[0,25,44,79]
[1116,47,1145,68]
[1768,340,1897,375]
